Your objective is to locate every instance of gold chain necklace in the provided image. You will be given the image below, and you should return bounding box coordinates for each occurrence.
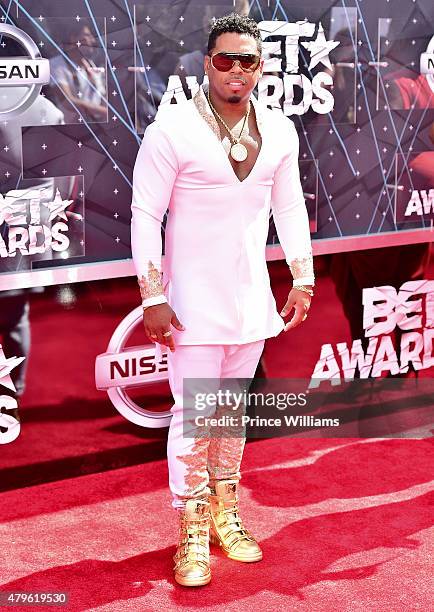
[206,90,250,162]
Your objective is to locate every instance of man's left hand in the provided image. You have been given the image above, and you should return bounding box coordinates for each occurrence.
[280,288,312,331]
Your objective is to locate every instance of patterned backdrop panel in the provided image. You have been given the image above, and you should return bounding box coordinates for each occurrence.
[0,0,433,286]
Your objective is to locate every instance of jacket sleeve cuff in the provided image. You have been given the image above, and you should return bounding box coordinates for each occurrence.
[289,254,315,287]
[142,295,168,309]
[293,276,315,287]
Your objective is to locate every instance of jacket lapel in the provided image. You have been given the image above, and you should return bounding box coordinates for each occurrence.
[192,82,265,142]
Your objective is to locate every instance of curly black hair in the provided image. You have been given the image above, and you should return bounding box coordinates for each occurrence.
[207,13,262,56]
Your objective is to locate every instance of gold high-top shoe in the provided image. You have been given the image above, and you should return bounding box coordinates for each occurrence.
[173,498,211,586]
[209,479,263,562]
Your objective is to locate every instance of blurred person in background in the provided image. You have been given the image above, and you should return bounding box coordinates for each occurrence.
[0,35,64,402]
[48,20,107,123]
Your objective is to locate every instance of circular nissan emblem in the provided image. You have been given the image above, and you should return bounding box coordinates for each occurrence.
[0,24,50,118]
[95,306,172,428]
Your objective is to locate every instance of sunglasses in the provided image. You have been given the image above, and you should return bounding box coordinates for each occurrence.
[209,52,261,73]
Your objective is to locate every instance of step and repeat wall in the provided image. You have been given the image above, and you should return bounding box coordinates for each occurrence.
[0,0,432,290]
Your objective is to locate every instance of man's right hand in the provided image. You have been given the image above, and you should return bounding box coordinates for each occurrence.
[142,303,185,352]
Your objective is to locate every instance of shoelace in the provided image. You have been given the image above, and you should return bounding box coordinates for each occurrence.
[175,516,210,566]
[221,503,252,538]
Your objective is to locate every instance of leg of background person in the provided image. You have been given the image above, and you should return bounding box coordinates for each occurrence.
[0,296,31,397]
[344,244,431,375]
[167,344,225,510]
[394,243,432,370]
[346,244,431,433]
[326,254,370,429]
[330,245,428,350]
[330,252,369,348]
[207,339,265,485]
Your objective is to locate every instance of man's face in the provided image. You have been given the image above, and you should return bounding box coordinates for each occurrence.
[69,26,96,58]
[204,32,264,104]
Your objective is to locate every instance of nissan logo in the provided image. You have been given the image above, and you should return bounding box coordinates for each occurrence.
[0,24,50,118]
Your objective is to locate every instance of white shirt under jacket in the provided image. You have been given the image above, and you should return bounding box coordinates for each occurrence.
[130,83,315,346]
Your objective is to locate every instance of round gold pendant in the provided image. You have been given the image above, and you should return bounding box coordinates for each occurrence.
[230,142,248,162]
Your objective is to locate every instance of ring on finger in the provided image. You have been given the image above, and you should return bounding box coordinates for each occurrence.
[163,330,172,338]
[302,313,308,321]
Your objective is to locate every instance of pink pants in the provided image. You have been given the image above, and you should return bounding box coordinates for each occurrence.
[166,340,265,509]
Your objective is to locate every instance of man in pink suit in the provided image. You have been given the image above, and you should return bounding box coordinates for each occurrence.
[130,13,314,586]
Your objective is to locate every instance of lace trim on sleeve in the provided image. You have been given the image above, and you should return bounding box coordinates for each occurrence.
[138,260,165,300]
[289,253,315,283]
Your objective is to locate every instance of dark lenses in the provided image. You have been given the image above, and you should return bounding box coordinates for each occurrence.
[238,55,260,71]
[211,53,260,72]
[211,53,234,71]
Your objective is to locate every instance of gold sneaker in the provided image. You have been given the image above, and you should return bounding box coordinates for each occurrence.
[209,479,263,562]
[173,498,211,586]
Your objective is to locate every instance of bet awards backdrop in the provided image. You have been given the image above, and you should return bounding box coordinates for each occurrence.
[0,0,433,291]
[0,1,433,439]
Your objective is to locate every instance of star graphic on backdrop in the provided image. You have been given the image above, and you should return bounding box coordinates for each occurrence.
[301,23,340,71]
[0,346,25,392]
[42,188,74,222]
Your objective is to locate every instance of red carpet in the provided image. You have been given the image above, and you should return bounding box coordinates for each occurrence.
[0,437,433,610]
[1,257,433,609]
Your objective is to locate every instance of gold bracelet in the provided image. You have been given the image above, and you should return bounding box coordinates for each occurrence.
[293,285,314,297]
